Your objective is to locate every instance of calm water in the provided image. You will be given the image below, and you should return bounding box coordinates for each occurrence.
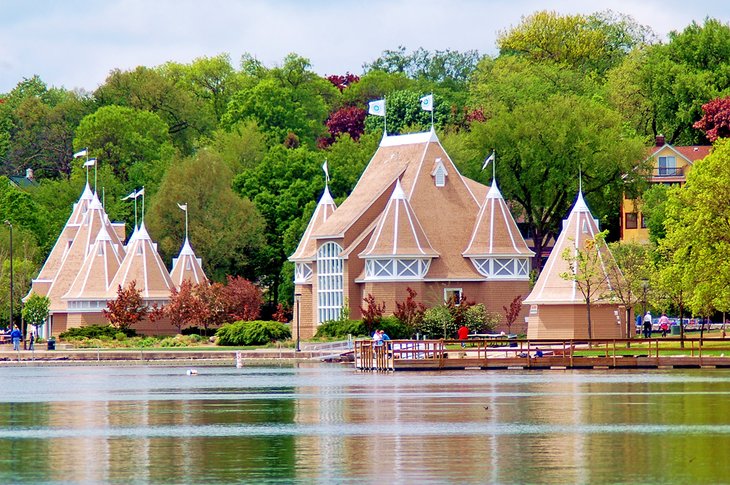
[0,364,729,484]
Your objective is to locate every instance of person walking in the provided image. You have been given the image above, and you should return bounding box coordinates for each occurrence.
[457,324,469,348]
[10,325,21,351]
[659,313,670,337]
[643,311,653,338]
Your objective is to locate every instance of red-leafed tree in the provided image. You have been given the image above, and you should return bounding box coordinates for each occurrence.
[326,73,360,92]
[361,294,385,335]
[502,295,523,334]
[222,276,262,321]
[195,282,226,335]
[272,303,290,323]
[103,281,148,331]
[394,287,426,330]
[320,106,367,147]
[164,280,203,332]
[694,97,730,142]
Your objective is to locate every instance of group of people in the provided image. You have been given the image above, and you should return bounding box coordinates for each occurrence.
[371,329,390,347]
[640,312,672,338]
[4,326,35,351]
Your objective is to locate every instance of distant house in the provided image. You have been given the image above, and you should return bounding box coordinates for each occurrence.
[8,168,38,189]
[290,129,533,339]
[621,135,711,243]
[27,184,206,337]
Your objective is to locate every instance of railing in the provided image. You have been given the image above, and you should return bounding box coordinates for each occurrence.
[354,337,730,371]
[652,167,684,177]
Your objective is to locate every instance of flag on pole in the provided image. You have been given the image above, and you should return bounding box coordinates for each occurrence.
[420,94,433,111]
[322,160,330,182]
[84,158,97,167]
[482,150,495,171]
[73,148,88,158]
[135,187,145,198]
[368,99,385,116]
[122,190,137,201]
[177,203,187,211]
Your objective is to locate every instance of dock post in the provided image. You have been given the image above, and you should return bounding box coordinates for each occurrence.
[236,350,243,368]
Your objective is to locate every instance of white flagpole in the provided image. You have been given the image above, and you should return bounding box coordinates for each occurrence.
[492,150,496,181]
[384,96,387,135]
[141,186,145,223]
[94,157,98,195]
[102,187,105,209]
[430,92,434,129]
[85,161,89,186]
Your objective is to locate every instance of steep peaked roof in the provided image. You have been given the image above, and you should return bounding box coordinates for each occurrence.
[360,179,438,258]
[170,237,208,287]
[289,185,337,262]
[34,183,95,284]
[463,181,534,257]
[107,222,174,300]
[62,224,124,300]
[45,192,126,311]
[312,129,487,279]
[524,192,622,305]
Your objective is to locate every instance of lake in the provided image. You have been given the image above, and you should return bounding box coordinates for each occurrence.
[0,363,729,484]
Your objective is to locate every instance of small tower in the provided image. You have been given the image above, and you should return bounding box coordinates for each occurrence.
[524,192,625,339]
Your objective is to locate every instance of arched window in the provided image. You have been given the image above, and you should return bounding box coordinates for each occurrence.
[317,242,343,324]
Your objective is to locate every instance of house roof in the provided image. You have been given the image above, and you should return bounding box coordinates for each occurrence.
[463,181,535,258]
[360,179,438,258]
[62,224,124,300]
[170,237,208,287]
[646,144,711,165]
[309,128,518,280]
[107,222,175,300]
[289,185,337,262]
[524,192,623,305]
[45,192,126,311]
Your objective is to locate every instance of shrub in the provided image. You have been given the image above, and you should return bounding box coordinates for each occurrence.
[314,319,366,339]
[216,321,291,346]
[463,304,500,333]
[114,332,127,341]
[377,316,411,339]
[419,305,456,339]
[60,325,137,340]
[394,287,425,330]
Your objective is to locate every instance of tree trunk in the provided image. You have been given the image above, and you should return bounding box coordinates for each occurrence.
[586,297,592,346]
[625,307,632,348]
[679,302,685,349]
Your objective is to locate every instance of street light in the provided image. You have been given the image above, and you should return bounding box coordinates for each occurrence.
[4,221,12,333]
[294,292,302,352]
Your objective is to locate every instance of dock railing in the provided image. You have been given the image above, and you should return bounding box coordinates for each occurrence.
[354,337,730,371]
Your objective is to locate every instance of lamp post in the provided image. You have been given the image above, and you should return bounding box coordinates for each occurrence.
[641,278,649,337]
[294,292,302,352]
[4,221,12,333]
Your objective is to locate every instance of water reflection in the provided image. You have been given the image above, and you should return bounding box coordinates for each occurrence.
[1,365,730,483]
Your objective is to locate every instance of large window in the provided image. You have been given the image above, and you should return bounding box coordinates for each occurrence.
[471,258,530,279]
[625,212,638,229]
[294,262,312,283]
[364,258,430,280]
[658,156,677,176]
[317,242,343,324]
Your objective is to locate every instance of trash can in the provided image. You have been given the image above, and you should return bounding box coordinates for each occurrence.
[47,338,56,351]
[671,325,681,336]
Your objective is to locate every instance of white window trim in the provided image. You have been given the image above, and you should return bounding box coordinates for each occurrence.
[294,262,313,284]
[470,257,530,279]
[364,258,431,280]
[444,288,462,303]
[317,242,343,324]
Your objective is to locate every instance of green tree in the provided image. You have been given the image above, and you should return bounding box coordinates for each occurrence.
[363,89,450,135]
[560,231,615,340]
[466,94,646,271]
[145,150,265,282]
[22,293,50,330]
[74,105,175,180]
[607,241,651,340]
[639,184,671,243]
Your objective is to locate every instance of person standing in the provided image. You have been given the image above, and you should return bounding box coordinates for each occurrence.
[10,325,21,351]
[457,324,469,348]
[659,313,670,337]
[643,311,653,338]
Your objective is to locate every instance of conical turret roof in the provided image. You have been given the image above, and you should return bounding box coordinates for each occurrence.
[170,237,208,287]
[360,179,438,258]
[463,181,534,257]
[107,222,175,299]
[45,192,126,311]
[524,192,621,305]
[33,183,97,286]
[289,186,337,262]
[62,224,124,300]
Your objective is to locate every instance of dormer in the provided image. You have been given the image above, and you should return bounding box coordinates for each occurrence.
[431,158,448,187]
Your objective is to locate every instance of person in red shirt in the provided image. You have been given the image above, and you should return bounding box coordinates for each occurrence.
[457,325,469,348]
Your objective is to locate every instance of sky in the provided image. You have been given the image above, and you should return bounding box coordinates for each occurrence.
[1,0,729,94]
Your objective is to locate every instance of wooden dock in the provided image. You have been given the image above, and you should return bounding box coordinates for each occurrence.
[354,338,730,371]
